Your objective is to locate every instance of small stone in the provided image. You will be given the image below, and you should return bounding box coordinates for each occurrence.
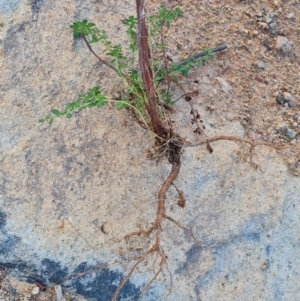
[258,22,268,30]
[286,128,296,139]
[276,94,285,105]
[216,77,233,93]
[273,0,279,7]
[266,12,276,23]
[275,36,293,54]
[31,287,39,295]
[269,22,277,35]
[260,262,268,270]
[55,285,64,301]
[257,61,267,70]
[282,92,292,102]
[287,12,295,20]
[277,28,286,36]
[112,92,121,100]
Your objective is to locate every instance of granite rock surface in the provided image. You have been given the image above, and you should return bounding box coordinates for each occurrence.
[1,0,300,300]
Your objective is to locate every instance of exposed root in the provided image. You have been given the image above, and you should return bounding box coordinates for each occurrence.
[155,161,181,226]
[68,132,300,301]
[186,135,300,168]
[111,231,172,301]
[66,219,100,251]
[66,219,122,250]
[139,259,163,297]
[62,263,109,283]
[138,245,173,300]
[186,135,300,152]
[164,214,202,247]
[110,134,206,300]
[111,249,152,301]
[125,139,182,240]
[110,136,182,301]
[172,183,186,208]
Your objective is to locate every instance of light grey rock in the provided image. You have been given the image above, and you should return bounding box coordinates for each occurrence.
[275,36,293,55]
[257,61,267,70]
[287,12,296,20]
[269,21,277,34]
[0,0,22,14]
[282,91,292,102]
[31,287,39,295]
[216,77,233,93]
[276,92,292,106]
[276,93,285,105]
[285,128,296,139]
[266,12,276,24]
[55,285,64,301]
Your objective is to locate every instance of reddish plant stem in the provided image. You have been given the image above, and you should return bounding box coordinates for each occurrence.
[136,0,169,140]
[111,3,184,300]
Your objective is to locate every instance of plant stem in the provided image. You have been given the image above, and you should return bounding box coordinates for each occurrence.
[136,0,170,140]
[81,35,119,74]
[176,44,227,67]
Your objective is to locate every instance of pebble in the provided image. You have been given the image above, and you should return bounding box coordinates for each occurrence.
[55,285,64,301]
[276,94,285,105]
[216,77,232,93]
[260,262,268,270]
[287,12,295,20]
[269,22,277,35]
[257,22,268,30]
[275,36,293,54]
[266,12,276,23]
[286,128,297,139]
[282,92,292,102]
[112,92,121,100]
[257,61,267,70]
[31,287,39,295]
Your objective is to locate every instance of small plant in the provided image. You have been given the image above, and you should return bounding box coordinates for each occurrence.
[38,1,300,300]
[39,5,214,132]
[40,2,229,300]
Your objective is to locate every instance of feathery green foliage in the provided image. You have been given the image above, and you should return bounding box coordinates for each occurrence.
[39,6,214,126]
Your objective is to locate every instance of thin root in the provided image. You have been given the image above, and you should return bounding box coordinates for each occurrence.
[164,214,202,247]
[139,258,164,297]
[186,135,300,152]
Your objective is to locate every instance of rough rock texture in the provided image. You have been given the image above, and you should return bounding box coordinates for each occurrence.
[1,0,300,301]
